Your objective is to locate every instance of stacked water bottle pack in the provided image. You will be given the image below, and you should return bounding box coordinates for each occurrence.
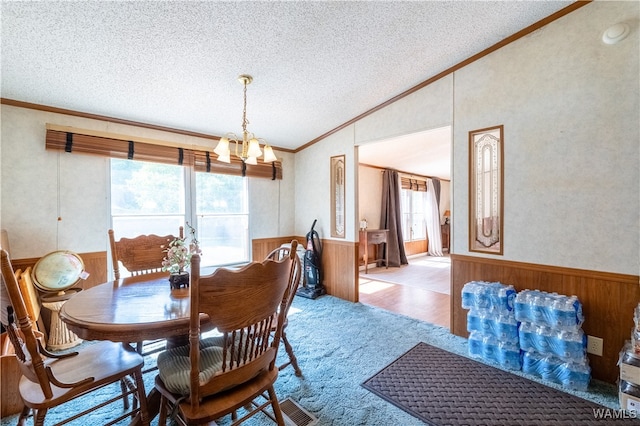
[462,281,521,370]
[515,290,591,390]
[618,303,640,411]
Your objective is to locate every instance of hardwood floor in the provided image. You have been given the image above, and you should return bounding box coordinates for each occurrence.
[358,255,451,329]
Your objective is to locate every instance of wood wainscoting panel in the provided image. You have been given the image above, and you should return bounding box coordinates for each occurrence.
[450,254,640,384]
[404,239,428,257]
[251,236,302,262]
[252,237,358,302]
[77,251,108,290]
[322,239,359,302]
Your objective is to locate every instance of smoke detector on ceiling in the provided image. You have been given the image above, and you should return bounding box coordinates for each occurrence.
[602,22,630,45]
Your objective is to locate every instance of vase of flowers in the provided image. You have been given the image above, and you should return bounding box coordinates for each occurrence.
[162,223,201,290]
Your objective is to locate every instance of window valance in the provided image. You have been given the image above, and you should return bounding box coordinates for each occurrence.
[400,176,427,192]
[45,127,282,180]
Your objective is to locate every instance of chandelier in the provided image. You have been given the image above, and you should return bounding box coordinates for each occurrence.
[213,74,277,165]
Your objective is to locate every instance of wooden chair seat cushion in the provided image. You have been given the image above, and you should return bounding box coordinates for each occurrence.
[157,343,225,395]
[155,367,279,424]
[157,333,263,396]
[18,341,143,408]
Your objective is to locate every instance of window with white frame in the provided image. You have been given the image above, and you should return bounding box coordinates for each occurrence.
[110,159,249,273]
[195,171,249,267]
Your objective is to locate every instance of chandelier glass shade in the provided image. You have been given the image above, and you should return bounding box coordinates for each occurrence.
[213,75,277,164]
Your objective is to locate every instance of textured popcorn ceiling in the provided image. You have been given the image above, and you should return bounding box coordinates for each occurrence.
[1,1,571,160]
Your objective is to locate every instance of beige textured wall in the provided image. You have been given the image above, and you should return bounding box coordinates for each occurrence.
[294,126,356,240]
[357,164,383,230]
[0,106,296,259]
[452,0,639,274]
[354,75,453,144]
[249,153,296,238]
[1,107,109,257]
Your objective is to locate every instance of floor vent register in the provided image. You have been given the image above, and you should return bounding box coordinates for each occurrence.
[280,398,318,426]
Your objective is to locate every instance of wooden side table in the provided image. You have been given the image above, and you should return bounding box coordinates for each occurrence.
[441,223,450,252]
[359,229,389,273]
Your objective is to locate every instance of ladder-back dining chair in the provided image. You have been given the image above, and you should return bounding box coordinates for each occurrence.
[1,249,150,426]
[264,244,303,376]
[108,227,184,362]
[154,240,299,426]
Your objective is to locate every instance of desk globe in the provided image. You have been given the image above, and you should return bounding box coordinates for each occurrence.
[32,250,86,350]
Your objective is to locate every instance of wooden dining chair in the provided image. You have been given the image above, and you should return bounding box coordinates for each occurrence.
[154,240,299,426]
[265,244,303,376]
[0,249,150,426]
[108,227,184,361]
[108,227,184,280]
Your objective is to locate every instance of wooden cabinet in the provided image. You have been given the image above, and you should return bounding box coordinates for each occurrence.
[441,224,450,252]
[359,229,389,273]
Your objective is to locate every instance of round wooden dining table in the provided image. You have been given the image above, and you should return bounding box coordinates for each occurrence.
[59,273,204,343]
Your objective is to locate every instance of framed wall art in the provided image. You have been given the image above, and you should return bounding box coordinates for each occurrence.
[330,155,346,238]
[469,125,504,254]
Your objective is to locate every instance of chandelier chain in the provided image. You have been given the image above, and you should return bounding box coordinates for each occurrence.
[242,81,249,134]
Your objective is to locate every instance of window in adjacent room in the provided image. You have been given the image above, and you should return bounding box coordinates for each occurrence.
[401,188,427,242]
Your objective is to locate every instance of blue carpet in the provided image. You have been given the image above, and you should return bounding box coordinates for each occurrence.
[1,295,620,425]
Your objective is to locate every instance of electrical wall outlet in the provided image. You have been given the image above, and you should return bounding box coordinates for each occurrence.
[587,335,603,356]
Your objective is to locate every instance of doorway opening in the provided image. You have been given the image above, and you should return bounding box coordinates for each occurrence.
[356,126,452,328]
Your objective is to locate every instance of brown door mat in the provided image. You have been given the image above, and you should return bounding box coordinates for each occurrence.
[362,342,636,425]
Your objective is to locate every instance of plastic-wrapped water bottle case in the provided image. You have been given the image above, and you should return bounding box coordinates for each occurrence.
[461,281,516,315]
[518,323,587,362]
[514,289,584,330]
[522,350,591,391]
[461,282,591,390]
[468,331,522,370]
[467,308,519,342]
